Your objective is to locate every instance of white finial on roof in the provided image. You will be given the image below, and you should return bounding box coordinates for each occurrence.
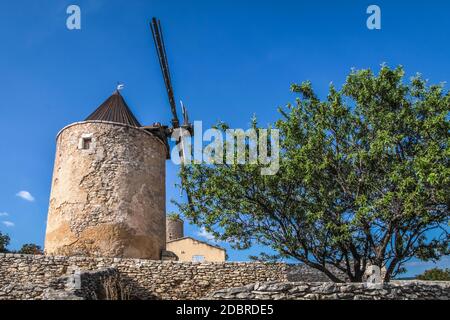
[116,82,125,91]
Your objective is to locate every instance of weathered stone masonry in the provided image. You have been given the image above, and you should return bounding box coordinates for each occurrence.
[0,254,329,300]
[208,280,450,300]
[1,254,448,300]
[45,121,167,259]
[42,268,124,300]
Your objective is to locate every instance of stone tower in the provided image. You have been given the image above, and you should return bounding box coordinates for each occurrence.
[44,90,169,259]
[166,216,184,241]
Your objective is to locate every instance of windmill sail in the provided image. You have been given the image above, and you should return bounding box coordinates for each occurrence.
[150,17,194,207]
[150,17,179,128]
[180,100,189,126]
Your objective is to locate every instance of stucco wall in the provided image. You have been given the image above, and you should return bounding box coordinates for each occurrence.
[166,237,227,262]
[0,254,316,300]
[45,121,167,259]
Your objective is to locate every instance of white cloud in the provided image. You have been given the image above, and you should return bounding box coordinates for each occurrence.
[196,226,220,244]
[16,190,35,202]
[2,221,15,227]
[0,212,8,217]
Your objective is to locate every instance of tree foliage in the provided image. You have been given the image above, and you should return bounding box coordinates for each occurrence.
[416,268,450,281]
[0,231,43,255]
[167,212,182,221]
[177,66,449,282]
[0,231,10,253]
[18,243,43,255]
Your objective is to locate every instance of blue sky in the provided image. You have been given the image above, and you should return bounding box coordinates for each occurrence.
[0,0,448,277]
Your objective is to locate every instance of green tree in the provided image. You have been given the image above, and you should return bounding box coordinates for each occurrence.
[0,231,10,253]
[416,268,450,281]
[177,66,449,282]
[18,243,43,255]
[167,212,182,221]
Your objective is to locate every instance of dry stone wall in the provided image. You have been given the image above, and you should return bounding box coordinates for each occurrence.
[2,254,446,300]
[0,253,323,300]
[207,281,450,300]
[43,268,125,300]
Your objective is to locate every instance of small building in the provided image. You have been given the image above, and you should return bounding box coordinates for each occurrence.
[166,217,226,262]
[167,237,226,262]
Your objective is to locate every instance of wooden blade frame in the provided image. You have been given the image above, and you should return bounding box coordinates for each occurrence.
[150,17,179,129]
[150,17,194,207]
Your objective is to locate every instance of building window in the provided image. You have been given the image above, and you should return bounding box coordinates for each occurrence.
[78,134,94,151]
[82,137,92,150]
[192,255,205,262]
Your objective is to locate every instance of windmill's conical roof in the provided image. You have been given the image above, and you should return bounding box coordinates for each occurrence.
[85,90,141,127]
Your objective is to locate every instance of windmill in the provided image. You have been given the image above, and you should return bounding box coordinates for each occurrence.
[147,17,194,204]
